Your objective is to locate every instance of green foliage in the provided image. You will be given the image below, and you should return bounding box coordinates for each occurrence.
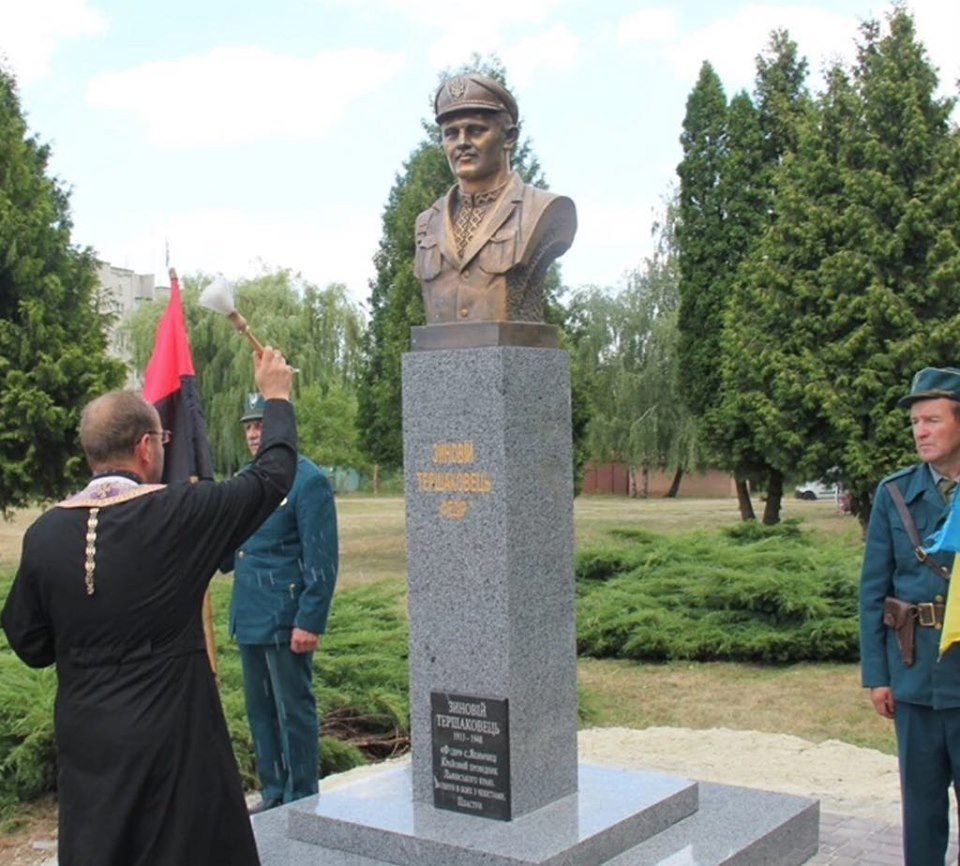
[721,519,803,543]
[676,34,813,522]
[568,196,702,482]
[575,547,645,584]
[721,8,960,524]
[356,142,450,468]
[125,271,365,476]
[296,382,364,468]
[676,61,730,417]
[576,525,861,663]
[0,67,126,512]
[0,654,56,802]
[208,576,409,784]
[0,572,409,803]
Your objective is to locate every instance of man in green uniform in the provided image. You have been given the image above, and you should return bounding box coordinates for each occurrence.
[224,394,338,813]
[861,366,960,864]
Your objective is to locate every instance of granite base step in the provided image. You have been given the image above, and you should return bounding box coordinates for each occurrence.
[253,763,818,866]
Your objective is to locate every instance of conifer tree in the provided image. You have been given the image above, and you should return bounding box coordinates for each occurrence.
[725,8,960,525]
[705,32,811,523]
[0,67,125,510]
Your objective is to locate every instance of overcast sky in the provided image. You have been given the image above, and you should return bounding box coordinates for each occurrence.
[1,0,957,309]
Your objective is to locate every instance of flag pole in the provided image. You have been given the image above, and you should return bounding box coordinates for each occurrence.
[202,591,218,677]
[143,266,219,676]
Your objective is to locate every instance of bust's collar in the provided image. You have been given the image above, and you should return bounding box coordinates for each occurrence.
[457,182,508,208]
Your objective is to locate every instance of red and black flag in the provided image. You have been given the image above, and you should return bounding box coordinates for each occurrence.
[142,268,214,482]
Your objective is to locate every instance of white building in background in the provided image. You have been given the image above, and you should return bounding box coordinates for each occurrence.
[95,262,168,381]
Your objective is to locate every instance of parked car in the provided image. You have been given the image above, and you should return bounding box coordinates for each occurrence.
[794,480,839,501]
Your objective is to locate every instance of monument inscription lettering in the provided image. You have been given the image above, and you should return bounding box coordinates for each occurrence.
[415,439,493,520]
[431,691,511,820]
[433,441,475,464]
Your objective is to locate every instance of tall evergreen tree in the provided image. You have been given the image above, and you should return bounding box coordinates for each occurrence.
[677,62,771,519]
[706,32,812,523]
[0,66,125,511]
[754,30,810,163]
[356,142,451,468]
[677,62,729,415]
[725,8,960,525]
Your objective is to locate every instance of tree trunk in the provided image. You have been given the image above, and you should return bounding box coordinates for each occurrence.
[735,474,755,521]
[852,491,872,537]
[762,468,784,525]
[665,467,684,498]
[373,463,380,496]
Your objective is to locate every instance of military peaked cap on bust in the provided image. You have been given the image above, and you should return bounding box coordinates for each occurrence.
[434,73,519,124]
[898,367,960,408]
[240,392,266,423]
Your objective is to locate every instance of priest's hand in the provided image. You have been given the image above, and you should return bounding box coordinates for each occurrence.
[255,346,294,401]
[291,627,319,654]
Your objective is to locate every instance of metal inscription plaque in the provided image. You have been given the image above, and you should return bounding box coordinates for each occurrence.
[431,691,511,820]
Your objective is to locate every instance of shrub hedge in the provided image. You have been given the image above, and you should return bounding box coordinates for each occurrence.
[0,574,410,810]
[576,520,861,663]
[0,519,864,809]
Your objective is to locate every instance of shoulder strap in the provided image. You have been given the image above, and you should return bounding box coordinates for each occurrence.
[885,480,950,579]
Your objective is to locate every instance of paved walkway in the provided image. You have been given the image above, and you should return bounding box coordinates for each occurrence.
[813,811,958,865]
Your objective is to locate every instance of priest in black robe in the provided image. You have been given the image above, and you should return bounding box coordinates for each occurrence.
[1,347,298,866]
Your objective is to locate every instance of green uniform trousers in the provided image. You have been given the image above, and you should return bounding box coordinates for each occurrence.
[239,643,318,804]
[895,701,960,864]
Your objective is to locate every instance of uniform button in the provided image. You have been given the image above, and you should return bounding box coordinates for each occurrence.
[936,595,945,602]
[460,308,469,318]
[936,623,943,630]
[463,270,470,278]
[237,551,245,559]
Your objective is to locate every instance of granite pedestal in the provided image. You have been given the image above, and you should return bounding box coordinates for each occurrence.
[252,325,820,863]
[402,339,578,818]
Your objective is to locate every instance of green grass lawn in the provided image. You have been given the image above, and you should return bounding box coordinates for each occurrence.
[327,494,891,753]
[0,491,892,800]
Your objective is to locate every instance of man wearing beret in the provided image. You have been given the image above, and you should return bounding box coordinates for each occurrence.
[223,393,339,813]
[414,73,577,323]
[860,366,960,863]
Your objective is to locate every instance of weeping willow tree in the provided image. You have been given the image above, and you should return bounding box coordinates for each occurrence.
[568,198,702,495]
[125,269,365,475]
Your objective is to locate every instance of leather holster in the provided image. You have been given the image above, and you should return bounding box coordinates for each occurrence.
[883,596,917,667]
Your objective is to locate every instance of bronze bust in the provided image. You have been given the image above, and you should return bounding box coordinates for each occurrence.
[414,74,577,324]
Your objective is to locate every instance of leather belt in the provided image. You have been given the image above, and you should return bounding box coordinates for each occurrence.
[914,601,945,628]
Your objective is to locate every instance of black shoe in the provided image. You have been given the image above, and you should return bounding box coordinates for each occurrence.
[248,798,281,815]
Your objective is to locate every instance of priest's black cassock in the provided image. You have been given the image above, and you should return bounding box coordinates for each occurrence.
[1,400,299,866]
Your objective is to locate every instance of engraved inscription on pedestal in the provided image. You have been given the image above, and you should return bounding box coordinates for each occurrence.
[431,692,511,820]
[414,440,493,522]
